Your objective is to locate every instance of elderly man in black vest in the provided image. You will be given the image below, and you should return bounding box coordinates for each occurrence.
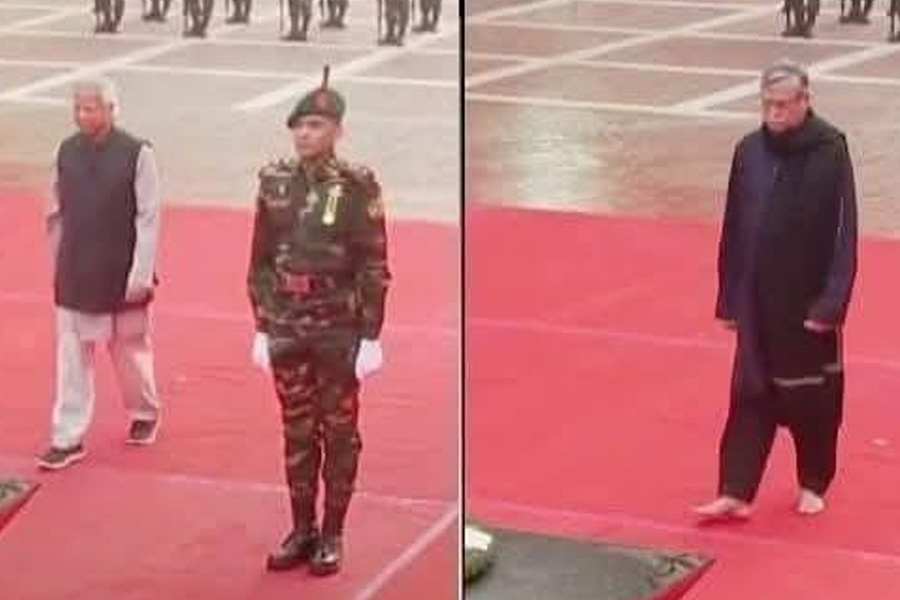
[695,59,858,521]
[39,75,162,470]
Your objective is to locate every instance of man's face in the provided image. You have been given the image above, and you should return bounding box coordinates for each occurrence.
[291,115,341,160]
[73,89,113,138]
[760,79,809,134]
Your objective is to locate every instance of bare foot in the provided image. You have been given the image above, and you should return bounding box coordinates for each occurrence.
[693,496,751,523]
[796,489,826,515]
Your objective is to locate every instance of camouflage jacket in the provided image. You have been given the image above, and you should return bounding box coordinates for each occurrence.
[247,154,390,348]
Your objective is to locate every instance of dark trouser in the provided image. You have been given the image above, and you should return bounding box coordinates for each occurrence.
[420,0,439,28]
[848,0,874,15]
[147,0,172,15]
[384,0,409,41]
[891,0,900,38]
[95,0,125,31]
[718,371,843,503]
[185,0,214,33]
[325,0,347,23]
[230,0,251,20]
[272,343,361,536]
[784,0,818,31]
[287,0,312,35]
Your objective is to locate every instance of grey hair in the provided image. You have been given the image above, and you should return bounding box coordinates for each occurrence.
[72,74,120,118]
[760,59,809,91]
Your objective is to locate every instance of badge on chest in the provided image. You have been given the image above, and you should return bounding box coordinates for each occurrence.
[322,183,343,226]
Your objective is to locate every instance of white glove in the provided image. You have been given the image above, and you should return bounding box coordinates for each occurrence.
[355,339,383,380]
[251,332,270,372]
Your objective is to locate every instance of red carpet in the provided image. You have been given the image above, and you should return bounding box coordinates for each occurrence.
[466,204,900,600]
[0,192,458,600]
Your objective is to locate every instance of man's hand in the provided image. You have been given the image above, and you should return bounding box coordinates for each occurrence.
[804,319,834,333]
[252,332,270,372]
[355,339,383,380]
[124,286,153,304]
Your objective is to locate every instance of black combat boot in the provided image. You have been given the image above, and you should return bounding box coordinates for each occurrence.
[266,527,320,571]
[309,535,342,576]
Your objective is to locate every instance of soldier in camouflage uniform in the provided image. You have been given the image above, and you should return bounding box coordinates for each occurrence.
[284,0,313,41]
[94,0,125,33]
[247,67,391,576]
[412,0,440,32]
[380,0,410,45]
[184,0,214,37]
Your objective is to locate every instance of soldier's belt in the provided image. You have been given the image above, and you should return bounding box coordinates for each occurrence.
[280,272,346,296]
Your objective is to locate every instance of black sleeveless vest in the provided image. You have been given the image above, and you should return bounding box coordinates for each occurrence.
[55,128,144,313]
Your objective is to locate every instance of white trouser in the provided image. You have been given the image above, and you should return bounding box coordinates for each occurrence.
[51,307,160,449]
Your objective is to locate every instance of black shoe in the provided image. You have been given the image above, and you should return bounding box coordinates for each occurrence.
[127,419,160,445]
[266,529,319,571]
[309,535,342,576]
[283,29,307,41]
[37,444,86,471]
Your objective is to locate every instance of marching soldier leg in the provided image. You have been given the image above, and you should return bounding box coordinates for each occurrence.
[96,0,116,32]
[428,0,441,30]
[110,0,125,31]
[284,0,309,41]
[782,0,805,36]
[804,0,819,34]
[267,355,323,572]
[396,0,409,43]
[143,0,161,21]
[890,0,900,42]
[226,0,242,22]
[184,0,197,35]
[335,0,347,26]
[94,0,108,32]
[301,0,311,37]
[413,0,427,32]
[380,0,394,43]
[324,0,338,25]
[310,345,361,577]
[197,0,214,34]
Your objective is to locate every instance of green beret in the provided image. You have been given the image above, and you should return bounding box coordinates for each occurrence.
[286,66,345,127]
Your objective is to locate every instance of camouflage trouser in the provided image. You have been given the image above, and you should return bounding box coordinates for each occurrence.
[384,0,409,39]
[272,342,361,536]
[287,0,312,32]
[419,0,439,27]
[848,0,874,15]
[230,0,252,19]
[147,0,172,15]
[185,0,214,32]
[94,0,124,29]
[325,0,347,22]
